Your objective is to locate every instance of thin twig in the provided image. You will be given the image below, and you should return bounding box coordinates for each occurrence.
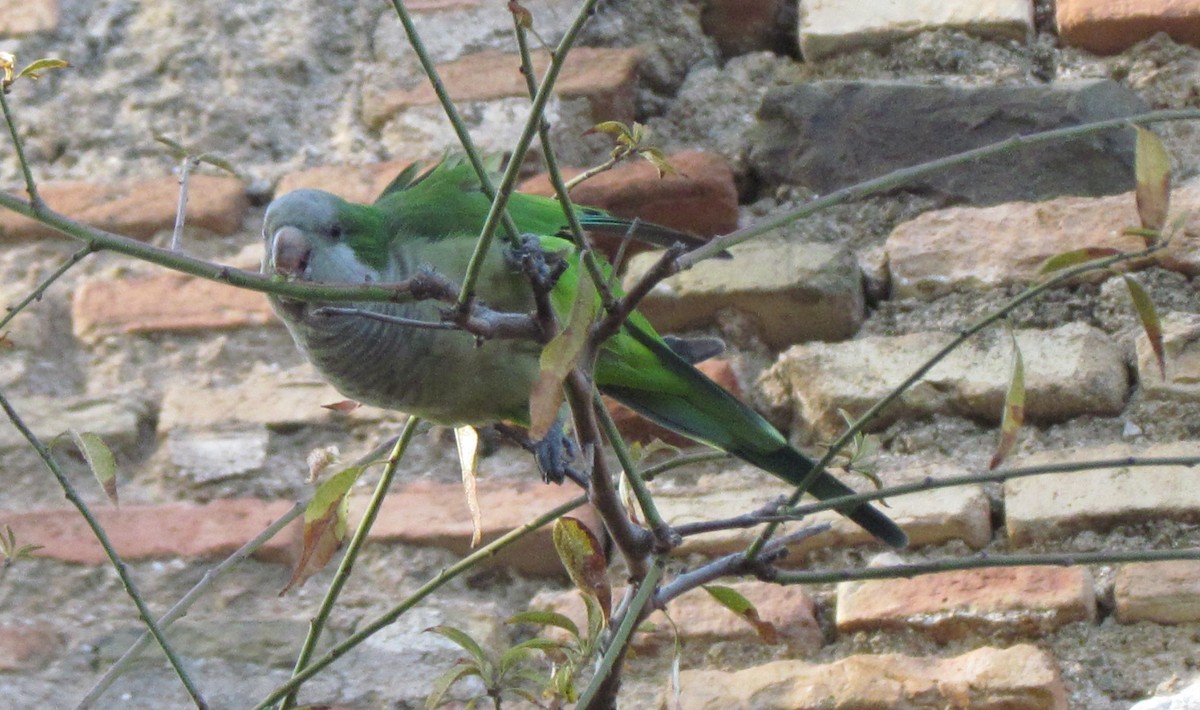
[0,391,208,709]
[281,417,421,710]
[0,87,44,209]
[170,155,198,251]
[0,244,96,332]
[251,494,588,710]
[76,498,307,710]
[591,390,674,548]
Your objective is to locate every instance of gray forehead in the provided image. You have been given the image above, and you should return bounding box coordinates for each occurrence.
[263,189,339,232]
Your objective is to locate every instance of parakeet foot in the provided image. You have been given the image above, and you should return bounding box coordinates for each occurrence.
[506,234,568,292]
[494,421,585,486]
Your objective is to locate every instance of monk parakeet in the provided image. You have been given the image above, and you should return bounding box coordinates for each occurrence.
[262,156,907,549]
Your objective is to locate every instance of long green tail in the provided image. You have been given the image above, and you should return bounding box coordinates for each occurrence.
[602,325,908,549]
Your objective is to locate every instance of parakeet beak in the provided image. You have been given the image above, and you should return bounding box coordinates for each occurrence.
[271,226,311,279]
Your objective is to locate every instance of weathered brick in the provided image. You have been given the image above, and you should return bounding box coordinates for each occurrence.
[1005,442,1200,545]
[0,395,146,453]
[71,272,276,342]
[701,0,785,56]
[1136,311,1200,402]
[0,623,64,672]
[624,239,864,350]
[605,359,741,446]
[365,47,642,128]
[519,150,739,252]
[1115,560,1200,624]
[670,644,1067,709]
[837,566,1095,642]
[0,0,59,35]
[532,580,823,653]
[1058,0,1200,55]
[660,469,990,557]
[761,322,1128,441]
[799,0,1033,61]
[886,184,1200,300]
[0,174,249,241]
[358,478,598,577]
[0,499,299,565]
[157,367,398,431]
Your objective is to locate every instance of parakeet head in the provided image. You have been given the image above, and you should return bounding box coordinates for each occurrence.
[262,189,390,288]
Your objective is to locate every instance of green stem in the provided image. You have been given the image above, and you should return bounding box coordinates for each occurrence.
[0,391,208,708]
[681,108,1200,266]
[251,494,588,709]
[773,548,1200,586]
[640,451,731,481]
[745,244,1164,559]
[0,87,43,208]
[454,0,602,308]
[591,391,671,544]
[280,417,421,710]
[575,557,664,709]
[0,244,96,332]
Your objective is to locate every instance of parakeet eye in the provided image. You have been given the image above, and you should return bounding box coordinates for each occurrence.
[327,225,344,241]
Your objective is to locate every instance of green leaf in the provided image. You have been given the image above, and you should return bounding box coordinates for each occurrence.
[425,662,482,710]
[1134,125,1171,236]
[426,625,490,668]
[67,429,118,505]
[279,464,363,595]
[14,58,69,82]
[1036,248,1123,276]
[553,517,611,620]
[702,585,780,644]
[1124,275,1166,380]
[508,610,580,638]
[989,328,1026,470]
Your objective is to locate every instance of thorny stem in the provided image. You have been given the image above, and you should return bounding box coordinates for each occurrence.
[252,494,588,710]
[281,417,422,710]
[0,391,209,709]
[745,243,1166,560]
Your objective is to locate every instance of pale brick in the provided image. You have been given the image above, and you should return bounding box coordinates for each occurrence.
[800,0,1033,61]
[0,0,58,35]
[1058,0,1200,55]
[358,479,598,577]
[623,239,864,350]
[157,366,398,431]
[518,150,738,248]
[886,184,1200,300]
[71,272,276,343]
[0,395,146,453]
[837,566,1095,641]
[659,468,990,557]
[1136,311,1200,402]
[0,499,299,565]
[167,428,270,484]
[0,623,64,672]
[0,174,248,241]
[532,580,822,652]
[761,322,1128,441]
[365,47,642,128]
[1115,560,1200,624]
[1005,442,1200,545]
[670,644,1067,709]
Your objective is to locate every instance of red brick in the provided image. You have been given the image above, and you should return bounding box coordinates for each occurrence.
[275,158,426,206]
[519,150,738,257]
[701,0,783,56]
[532,580,822,653]
[605,359,741,446]
[71,272,276,342]
[0,623,64,671]
[359,478,600,577]
[836,566,1096,642]
[365,47,642,128]
[1115,560,1200,624]
[0,174,248,241]
[1058,0,1200,55]
[0,0,58,35]
[0,499,299,565]
[674,644,1068,709]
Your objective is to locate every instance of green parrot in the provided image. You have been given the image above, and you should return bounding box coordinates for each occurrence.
[261,156,907,549]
